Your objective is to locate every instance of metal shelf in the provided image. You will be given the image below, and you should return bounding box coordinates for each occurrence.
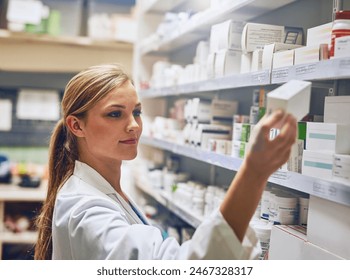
[140,70,270,98]
[140,57,350,98]
[0,184,47,202]
[271,57,350,84]
[140,0,298,55]
[140,136,350,207]
[135,181,203,228]
[140,0,187,14]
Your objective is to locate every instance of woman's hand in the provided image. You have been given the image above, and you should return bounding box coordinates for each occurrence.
[245,110,297,181]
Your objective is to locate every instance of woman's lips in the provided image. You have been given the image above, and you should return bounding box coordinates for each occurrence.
[120,138,137,144]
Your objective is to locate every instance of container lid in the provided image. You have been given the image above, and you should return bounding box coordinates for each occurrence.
[335,11,350,20]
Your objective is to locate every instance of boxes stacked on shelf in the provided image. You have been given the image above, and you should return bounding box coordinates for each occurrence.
[6,0,83,36]
[293,22,332,65]
[260,186,307,226]
[307,196,350,259]
[208,20,245,78]
[262,43,302,71]
[269,224,344,259]
[183,98,236,154]
[301,95,350,184]
[241,23,303,73]
[87,0,136,42]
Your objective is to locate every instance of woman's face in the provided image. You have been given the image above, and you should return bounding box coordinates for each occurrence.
[77,80,142,164]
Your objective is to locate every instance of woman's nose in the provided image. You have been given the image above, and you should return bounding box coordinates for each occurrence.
[126,116,140,132]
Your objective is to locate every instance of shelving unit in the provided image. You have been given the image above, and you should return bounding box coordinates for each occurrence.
[0,29,133,73]
[135,180,203,228]
[139,57,350,99]
[134,0,350,259]
[139,0,298,55]
[140,136,350,207]
[0,183,47,259]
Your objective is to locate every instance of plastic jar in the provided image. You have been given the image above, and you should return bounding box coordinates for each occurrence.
[252,223,272,260]
[330,10,350,57]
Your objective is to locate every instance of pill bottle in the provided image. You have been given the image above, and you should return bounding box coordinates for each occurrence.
[330,10,350,57]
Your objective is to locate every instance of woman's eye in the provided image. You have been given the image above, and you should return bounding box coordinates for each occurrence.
[108,111,122,118]
[133,110,142,117]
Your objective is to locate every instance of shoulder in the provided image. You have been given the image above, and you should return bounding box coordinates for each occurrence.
[54,175,125,224]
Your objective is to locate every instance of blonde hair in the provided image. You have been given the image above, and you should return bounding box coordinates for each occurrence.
[35,64,131,260]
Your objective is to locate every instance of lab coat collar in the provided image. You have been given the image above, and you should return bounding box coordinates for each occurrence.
[73,160,148,225]
[73,160,116,195]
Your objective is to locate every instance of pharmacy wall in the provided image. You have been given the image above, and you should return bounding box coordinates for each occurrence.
[132,0,350,260]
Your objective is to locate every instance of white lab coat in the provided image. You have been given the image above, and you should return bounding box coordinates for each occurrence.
[52,160,260,260]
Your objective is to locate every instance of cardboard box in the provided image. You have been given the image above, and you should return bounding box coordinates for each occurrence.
[194,124,232,149]
[334,35,350,58]
[324,96,350,124]
[241,23,284,52]
[206,52,216,79]
[306,22,332,47]
[332,154,350,184]
[231,140,248,158]
[272,49,295,69]
[262,43,302,70]
[251,49,263,72]
[294,45,320,65]
[233,123,251,142]
[191,98,211,124]
[240,53,252,73]
[210,20,245,53]
[306,122,350,153]
[211,99,238,125]
[302,150,333,180]
[266,80,311,121]
[269,225,344,259]
[307,195,350,259]
[214,49,241,78]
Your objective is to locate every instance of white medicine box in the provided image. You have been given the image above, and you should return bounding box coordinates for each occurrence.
[306,122,350,153]
[301,150,333,180]
[266,80,311,121]
[324,96,350,124]
[307,195,350,259]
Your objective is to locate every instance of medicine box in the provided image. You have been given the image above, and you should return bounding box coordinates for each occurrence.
[241,23,284,53]
[210,20,245,53]
[231,140,249,158]
[266,80,311,121]
[269,225,344,259]
[214,49,241,78]
[306,122,350,153]
[43,0,83,36]
[306,22,332,47]
[334,36,350,58]
[294,45,320,65]
[307,195,350,259]
[240,53,252,73]
[301,150,333,180]
[262,43,302,71]
[233,123,251,142]
[251,49,263,72]
[332,154,350,185]
[211,99,238,125]
[272,49,295,69]
[194,124,232,149]
[324,96,350,124]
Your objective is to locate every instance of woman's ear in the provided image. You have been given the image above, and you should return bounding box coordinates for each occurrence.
[66,115,85,137]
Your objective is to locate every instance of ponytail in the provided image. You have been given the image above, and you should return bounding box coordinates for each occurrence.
[34,119,78,260]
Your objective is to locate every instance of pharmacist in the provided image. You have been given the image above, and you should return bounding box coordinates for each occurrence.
[35,64,296,260]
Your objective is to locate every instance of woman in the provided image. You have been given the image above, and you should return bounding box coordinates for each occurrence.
[35,63,296,260]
